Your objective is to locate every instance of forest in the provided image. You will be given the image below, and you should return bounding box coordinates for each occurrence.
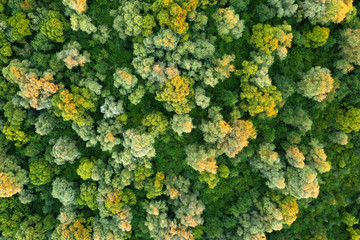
[0,0,360,239]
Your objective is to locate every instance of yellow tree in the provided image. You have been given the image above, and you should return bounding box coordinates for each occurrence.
[250,23,292,57]
[62,0,87,14]
[151,0,198,34]
[217,120,257,158]
[52,85,97,127]
[279,199,299,226]
[156,76,194,114]
[0,152,28,198]
[2,60,59,109]
[162,221,194,240]
[321,0,353,24]
[213,55,236,80]
[57,42,90,69]
[20,0,36,11]
[336,29,360,73]
[102,188,136,216]
[250,24,279,54]
[298,66,334,102]
[22,72,59,109]
[286,146,305,168]
[240,82,283,118]
[52,219,91,240]
[0,172,21,198]
[185,144,218,174]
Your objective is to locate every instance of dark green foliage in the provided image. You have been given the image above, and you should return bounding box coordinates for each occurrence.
[0,77,17,100]
[3,101,26,126]
[29,158,54,186]
[0,0,359,239]
[0,197,30,238]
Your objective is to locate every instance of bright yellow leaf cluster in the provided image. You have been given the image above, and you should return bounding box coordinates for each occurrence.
[52,85,96,127]
[0,172,21,198]
[152,0,198,34]
[156,76,194,114]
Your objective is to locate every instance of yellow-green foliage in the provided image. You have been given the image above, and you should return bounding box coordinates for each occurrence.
[218,164,230,179]
[336,106,360,133]
[77,182,98,210]
[156,75,195,114]
[76,157,96,180]
[8,12,31,42]
[237,61,258,82]
[29,158,54,186]
[250,23,292,55]
[146,172,165,199]
[199,172,219,189]
[41,10,69,43]
[0,32,12,64]
[240,82,283,118]
[2,122,31,146]
[304,26,330,48]
[52,85,97,127]
[134,165,154,189]
[104,188,136,215]
[151,0,198,34]
[142,14,156,37]
[142,111,169,136]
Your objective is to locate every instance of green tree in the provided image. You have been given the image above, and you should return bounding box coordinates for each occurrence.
[3,101,26,126]
[77,182,97,210]
[14,215,47,240]
[113,1,156,39]
[51,177,77,206]
[0,197,30,238]
[29,158,54,186]
[335,106,360,133]
[96,119,123,152]
[51,136,81,166]
[40,10,69,43]
[240,82,283,118]
[76,157,96,180]
[212,7,245,41]
[52,85,97,127]
[7,12,31,42]
[336,28,360,73]
[0,76,17,100]
[2,123,31,147]
[170,114,194,136]
[34,111,57,136]
[304,26,330,48]
[142,111,169,137]
[0,32,12,64]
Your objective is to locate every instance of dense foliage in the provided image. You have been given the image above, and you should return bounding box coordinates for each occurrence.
[0,0,360,239]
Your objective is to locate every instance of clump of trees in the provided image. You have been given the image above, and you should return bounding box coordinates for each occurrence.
[0,0,359,239]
